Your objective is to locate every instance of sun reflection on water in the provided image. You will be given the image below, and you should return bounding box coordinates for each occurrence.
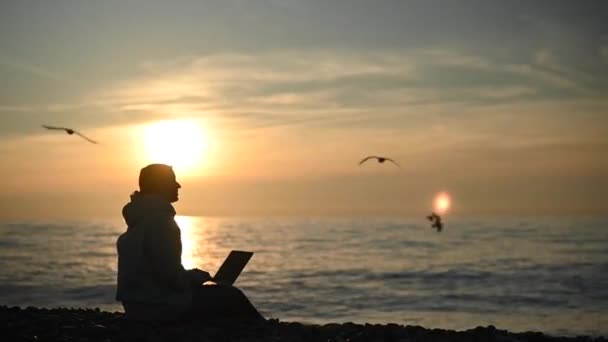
[175,215,208,270]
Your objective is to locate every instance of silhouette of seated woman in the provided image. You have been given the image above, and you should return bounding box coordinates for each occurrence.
[116,164,264,322]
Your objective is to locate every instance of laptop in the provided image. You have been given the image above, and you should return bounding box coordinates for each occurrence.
[212,250,254,285]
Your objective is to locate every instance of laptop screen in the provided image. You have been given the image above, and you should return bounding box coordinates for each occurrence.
[213,250,253,285]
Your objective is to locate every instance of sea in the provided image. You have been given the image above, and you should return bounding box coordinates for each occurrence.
[0,216,606,337]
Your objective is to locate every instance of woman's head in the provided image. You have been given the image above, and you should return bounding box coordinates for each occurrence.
[138,164,181,203]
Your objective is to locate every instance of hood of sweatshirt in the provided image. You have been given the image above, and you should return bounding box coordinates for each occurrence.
[122,191,176,229]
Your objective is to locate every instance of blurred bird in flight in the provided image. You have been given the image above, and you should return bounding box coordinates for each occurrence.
[426,212,443,232]
[358,156,400,167]
[42,125,98,144]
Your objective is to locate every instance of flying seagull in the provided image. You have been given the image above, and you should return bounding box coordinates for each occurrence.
[42,125,98,144]
[359,156,400,167]
[426,212,443,232]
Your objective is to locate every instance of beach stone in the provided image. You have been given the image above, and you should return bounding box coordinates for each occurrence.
[341,322,362,335]
[321,323,346,339]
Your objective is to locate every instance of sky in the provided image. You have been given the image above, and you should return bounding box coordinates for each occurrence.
[1,0,607,219]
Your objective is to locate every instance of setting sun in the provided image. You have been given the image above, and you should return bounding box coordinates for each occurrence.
[140,119,208,174]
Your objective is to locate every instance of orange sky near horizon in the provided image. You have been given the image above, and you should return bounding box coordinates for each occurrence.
[0,113,605,219]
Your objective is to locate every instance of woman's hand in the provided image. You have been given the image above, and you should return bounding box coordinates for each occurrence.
[188,268,212,285]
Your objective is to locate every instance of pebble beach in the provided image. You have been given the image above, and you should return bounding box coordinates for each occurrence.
[3,306,605,342]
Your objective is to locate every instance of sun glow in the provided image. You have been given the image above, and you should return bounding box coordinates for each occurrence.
[434,192,451,214]
[141,119,209,174]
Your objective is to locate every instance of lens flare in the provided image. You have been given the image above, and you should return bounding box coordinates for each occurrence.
[434,192,451,214]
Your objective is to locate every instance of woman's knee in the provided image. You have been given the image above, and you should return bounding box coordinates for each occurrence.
[221,285,248,301]
[228,285,245,294]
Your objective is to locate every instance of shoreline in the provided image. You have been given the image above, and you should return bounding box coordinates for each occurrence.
[3,306,605,342]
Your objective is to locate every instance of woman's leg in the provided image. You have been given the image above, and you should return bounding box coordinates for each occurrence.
[188,284,265,322]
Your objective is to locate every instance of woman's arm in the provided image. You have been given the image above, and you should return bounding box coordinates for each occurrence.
[144,217,189,291]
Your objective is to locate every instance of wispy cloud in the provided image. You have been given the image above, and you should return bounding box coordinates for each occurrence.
[2,45,606,141]
[0,57,63,81]
[97,47,607,132]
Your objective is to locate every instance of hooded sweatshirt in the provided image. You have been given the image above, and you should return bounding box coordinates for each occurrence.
[116,191,191,319]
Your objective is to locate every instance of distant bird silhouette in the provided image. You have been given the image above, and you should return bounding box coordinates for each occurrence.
[426,212,443,232]
[42,125,98,144]
[359,156,400,167]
